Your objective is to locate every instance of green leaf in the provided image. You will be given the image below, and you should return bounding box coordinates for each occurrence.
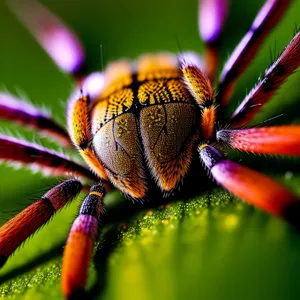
[0,0,300,299]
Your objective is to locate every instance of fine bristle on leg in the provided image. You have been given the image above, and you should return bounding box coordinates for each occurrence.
[0,135,98,182]
[198,0,228,83]
[8,0,86,80]
[230,31,300,127]
[217,0,291,106]
[0,179,82,267]
[0,93,72,147]
[217,126,300,156]
[62,183,105,299]
[198,144,300,228]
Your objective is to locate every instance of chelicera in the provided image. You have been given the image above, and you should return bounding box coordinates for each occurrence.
[0,0,300,298]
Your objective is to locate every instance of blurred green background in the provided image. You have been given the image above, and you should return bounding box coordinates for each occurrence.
[0,0,300,299]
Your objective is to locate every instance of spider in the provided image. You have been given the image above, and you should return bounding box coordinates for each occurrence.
[0,0,300,299]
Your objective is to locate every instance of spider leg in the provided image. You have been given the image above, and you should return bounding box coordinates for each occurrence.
[0,92,72,147]
[217,0,291,106]
[62,182,105,299]
[0,179,82,268]
[7,0,86,81]
[230,31,300,127]
[198,0,228,83]
[217,125,300,156]
[0,134,98,182]
[181,62,216,140]
[198,144,300,228]
[68,93,108,180]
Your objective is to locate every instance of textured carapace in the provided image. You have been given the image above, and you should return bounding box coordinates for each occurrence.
[91,54,202,198]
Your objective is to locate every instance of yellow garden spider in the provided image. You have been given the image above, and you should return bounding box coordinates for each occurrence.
[0,0,300,299]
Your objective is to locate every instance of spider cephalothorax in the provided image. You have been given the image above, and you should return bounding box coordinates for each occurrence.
[0,0,300,299]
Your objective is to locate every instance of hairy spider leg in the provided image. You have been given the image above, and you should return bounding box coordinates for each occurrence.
[199,144,300,228]
[62,183,105,299]
[180,62,216,140]
[0,135,98,182]
[217,125,300,156]
[0,93,72,147]
[8,0,106,98]
[0,179,82,268]
[8,0,86,80]
[230,31,300,127]
[218,0,292,106]
[198,0,228,83]
[68,94,108,180]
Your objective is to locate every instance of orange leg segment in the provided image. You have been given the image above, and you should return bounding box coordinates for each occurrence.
[181,64,216,140]
[217,126,300,156]
[199,144,300,227]
[62,183,105,299]
[0,179,82,267]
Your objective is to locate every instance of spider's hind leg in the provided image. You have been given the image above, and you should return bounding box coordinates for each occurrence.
[198,144,300,228]
[0,179,82,268]
[62,182,105,299]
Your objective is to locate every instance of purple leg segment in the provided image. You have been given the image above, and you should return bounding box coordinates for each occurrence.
[199,0,228,83]
[217,0,291,106]
[0,134,98,181]
[230,31,300,127]
[0,93,71,147]
[8,0,85,78]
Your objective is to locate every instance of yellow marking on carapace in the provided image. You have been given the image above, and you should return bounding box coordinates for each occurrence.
[202,106,216,140]
[115,118,130,138]
[182,65,213,106]
[70,96,90,148]
[137,53,180,81]
[80,148,108,180]
[138,80,168,104]
[93,88,134,127]
[147,107,164,127]
[167,79,192,102]
[101,60,132,97]
[91,100,108,133]
[138,78,192,105]
[89,191,103,197]
[62,231,93,298]
[198,143,209,151]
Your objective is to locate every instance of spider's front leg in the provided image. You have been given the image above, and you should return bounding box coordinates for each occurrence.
[198,144,300,228]
[0,179,82,268]
[62,182,105,299]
